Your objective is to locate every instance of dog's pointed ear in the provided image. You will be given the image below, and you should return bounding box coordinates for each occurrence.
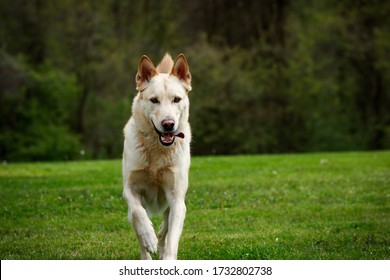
[136,55,158,91]
[171,54,192,92]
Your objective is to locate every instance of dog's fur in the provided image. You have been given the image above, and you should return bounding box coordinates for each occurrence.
[122,53,192,260]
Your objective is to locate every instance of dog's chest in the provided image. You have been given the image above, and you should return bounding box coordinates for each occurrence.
[129,162,173,215]
[134,147,176,184]
[143,165,171,186]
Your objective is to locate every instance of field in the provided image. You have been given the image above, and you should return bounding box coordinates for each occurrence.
[0,151,389,260]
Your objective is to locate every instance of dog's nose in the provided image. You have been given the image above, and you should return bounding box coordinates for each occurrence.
[161,119,175,131]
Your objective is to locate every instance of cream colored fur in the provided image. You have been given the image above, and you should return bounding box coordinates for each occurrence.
[122,53,192,260]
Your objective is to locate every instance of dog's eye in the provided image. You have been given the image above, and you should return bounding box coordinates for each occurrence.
[150,97,159,104]
[173,97,181,103]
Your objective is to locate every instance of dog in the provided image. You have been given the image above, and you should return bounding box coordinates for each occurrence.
[122,53,192,260]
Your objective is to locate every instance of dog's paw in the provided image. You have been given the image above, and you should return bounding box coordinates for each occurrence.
[139,227,158,254]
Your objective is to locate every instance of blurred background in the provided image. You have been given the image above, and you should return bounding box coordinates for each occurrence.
[0,0,389,161]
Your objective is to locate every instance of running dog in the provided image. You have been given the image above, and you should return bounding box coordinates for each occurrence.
[122,53,192,259]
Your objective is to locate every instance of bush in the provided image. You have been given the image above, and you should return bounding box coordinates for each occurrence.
[0,53,81,162]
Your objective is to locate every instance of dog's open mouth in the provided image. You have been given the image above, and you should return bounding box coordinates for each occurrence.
[151,120,185,146]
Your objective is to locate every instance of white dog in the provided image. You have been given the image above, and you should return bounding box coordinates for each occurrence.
[122,53,192,260]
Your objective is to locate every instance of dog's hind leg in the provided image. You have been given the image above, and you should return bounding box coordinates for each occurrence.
[157,209,169,259]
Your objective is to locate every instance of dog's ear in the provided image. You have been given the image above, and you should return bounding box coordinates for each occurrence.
[136,55,157,91]
[171,54,192,92]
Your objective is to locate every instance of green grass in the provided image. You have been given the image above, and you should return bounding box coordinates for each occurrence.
[0,151,389,259]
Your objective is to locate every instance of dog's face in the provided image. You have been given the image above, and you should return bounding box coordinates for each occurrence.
[135,54,191,146]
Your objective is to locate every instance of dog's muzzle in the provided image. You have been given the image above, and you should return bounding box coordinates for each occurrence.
[151,120,184,146]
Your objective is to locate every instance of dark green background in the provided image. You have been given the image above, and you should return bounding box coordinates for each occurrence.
[1,0,389,161]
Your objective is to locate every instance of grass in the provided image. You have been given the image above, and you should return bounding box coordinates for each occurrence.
[0,151,389,260]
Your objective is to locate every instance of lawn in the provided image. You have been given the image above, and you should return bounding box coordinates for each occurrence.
[0,151,389,259]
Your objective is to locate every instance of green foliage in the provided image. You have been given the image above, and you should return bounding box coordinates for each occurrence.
[0,152,389,259]
[0,53,81,161]
[0,0,389,160]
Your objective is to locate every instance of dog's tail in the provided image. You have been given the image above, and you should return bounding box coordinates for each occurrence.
[156,53,174,73]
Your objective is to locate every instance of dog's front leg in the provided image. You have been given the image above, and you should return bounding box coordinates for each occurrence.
[164,198,186,260]
[162,170,188,260]
[123,182,158,260]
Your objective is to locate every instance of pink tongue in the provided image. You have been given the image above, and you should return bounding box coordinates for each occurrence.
[162,132,184,143]
[175,132,185,139]
[163,134,174,143]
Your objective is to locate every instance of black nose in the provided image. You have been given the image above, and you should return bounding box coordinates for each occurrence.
[161,119,175,131]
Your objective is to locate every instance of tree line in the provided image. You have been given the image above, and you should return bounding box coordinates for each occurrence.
[0,0,389,161]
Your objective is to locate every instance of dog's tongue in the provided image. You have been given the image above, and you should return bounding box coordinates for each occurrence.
[161,132,184,144]
[175,132,185,139]
[162,133,174,143]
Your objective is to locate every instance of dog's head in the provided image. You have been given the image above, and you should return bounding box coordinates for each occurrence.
[135,53,191,146]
